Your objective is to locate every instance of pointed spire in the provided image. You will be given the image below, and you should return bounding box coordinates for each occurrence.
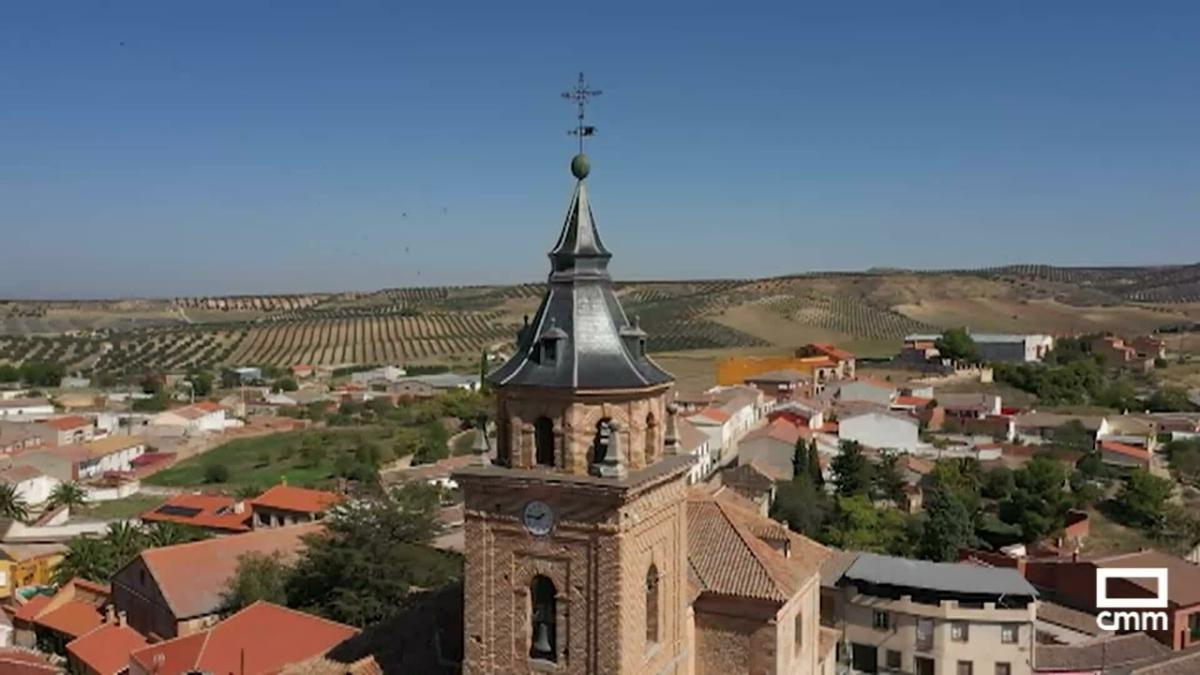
[548,155,611,280]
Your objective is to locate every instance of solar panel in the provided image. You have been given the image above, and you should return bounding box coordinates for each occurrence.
[155,505,203,517]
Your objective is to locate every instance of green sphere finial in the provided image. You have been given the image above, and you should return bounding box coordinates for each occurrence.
[571,154,590,180]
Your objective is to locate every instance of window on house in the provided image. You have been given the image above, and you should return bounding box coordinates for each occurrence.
[994,664,1011,675]
[1000,624,1019,644]
[916,618,934,651]
[951,621,969,642]
[646,564,659,645]
[1189,613,1200,640]
[914,656,935,675]
[543,339,557,363]
[794,612,803,652]
[956,661,973,675]
[530,575,557,662]
[886,650,901,669]
[534,417,555,467]
[873,610,890,630]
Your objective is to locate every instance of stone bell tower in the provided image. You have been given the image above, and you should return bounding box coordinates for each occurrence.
[454,77,692,675]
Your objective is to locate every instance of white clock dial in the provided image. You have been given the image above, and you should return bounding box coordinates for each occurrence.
[522,500,554,536]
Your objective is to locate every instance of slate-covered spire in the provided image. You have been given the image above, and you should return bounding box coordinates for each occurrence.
[486,155,673,390]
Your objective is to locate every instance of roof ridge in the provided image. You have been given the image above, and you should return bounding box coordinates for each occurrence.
[240,600,361,632]
[193,624,214,669]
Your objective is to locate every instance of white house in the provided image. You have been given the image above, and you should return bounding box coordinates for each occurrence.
[0,465,59,505]
[351,365,408,386]
[676,417,714,484]
[831,379,896,407]
[17,436,148,482]
[149,401,230,435]
[0,398,55,421]
[393,372,480,392]
[839,409,920,452]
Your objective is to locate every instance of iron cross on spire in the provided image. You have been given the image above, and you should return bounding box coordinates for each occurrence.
[562,72,601,153]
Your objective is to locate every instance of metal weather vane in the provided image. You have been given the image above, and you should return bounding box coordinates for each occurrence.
[562,72,601,153]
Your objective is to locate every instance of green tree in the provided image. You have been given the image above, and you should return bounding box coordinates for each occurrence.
[223,552,292,610]
[1166,439,1200,485]
[285,483,460,626]
[273,378,299,393]
[822,496,912,555]
[144,522,210,548]
[807,439,824,488]
[204,463,231,483]
[981,466,1015,501]
[831,441,873,497]
[919,488,977,562]
[771,475,828,538]
[47,482,88,511]
[52,537,115,585]
[872,451,907,505]
[104,521,146,567]
[999,456,1071,542]
[188,371,213,397]
[1114,469,1174,530]
[0,365,18,383]
[0,483,30,522]
[927,458,982,514]
[792,437,809,480]
[1051,420,1095,454]
[935,328,979,363]
[1148,387,1194,413]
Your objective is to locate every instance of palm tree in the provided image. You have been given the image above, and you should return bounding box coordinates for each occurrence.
[47,481,88,512]
[103,521,145,567]
[144,522,210,548]
[0,483,29,522]
[52,536,114,585]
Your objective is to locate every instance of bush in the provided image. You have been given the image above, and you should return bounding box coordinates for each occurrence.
[204,463,231,484]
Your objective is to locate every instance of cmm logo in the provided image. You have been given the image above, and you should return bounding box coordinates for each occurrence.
[1096,568,1170,632]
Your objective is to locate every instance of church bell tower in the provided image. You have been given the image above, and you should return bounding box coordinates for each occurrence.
[455,74,693,675]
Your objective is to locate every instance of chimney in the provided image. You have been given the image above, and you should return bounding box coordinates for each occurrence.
[117,610,127,627]
[232,501,245,514]
[105,604,116,624]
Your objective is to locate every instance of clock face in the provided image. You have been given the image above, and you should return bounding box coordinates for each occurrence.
[522,500,554,536]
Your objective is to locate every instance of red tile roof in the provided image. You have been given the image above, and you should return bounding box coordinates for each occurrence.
[193,401,222,413]
[252,485,342,515]
[808,343,855,361]
[11,594,51,623]
[1099,440,1151,462]
[140,493,252,533]
[0,649,58,675]
[66,623,148,675]
[744,418,810,446]
[41,416,91,431]
[33,600,103,639]
[894,395,932,408]
[130,602,357,675]
[134,523,320,620]
[691,407,731,423]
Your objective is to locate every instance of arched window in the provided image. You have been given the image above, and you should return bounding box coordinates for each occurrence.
[645,564,660,645]
[534,417,555,467]
[644,412,657,463]
[593,418,614,465]
[530,575,557,661]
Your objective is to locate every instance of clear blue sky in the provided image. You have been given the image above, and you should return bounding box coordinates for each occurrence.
[2,2,1198,298]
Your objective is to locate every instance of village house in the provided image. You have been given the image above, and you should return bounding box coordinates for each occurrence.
[905,333,1055,363]
[830,378,897,407]
[289,364,315,379]
[0,422,46,455]
[250,484,342,529]
[717,463,777,514]
[14,578,110,653]
[675,416,714,484]
[838,405,921,453]
[393,372,481,392]
[29,416,93,447]
[0,543,64,600]
[65,617,148,675]
[0,399,55,422]
[767,398,826,429]
[824,551,1038,675]
[349,365,407,386]
[938,393,1002,420]
[0,465,59,506]
[147,401,229,436]
[111,523,320,639]
[127,602,357,675]
[1013,412,1109,445]
[738,417,811,482]
[1032,633,1170,674]
[14,436,147,482]
[796,343,857,379]
[1089,335,1155,372]
[139,493,252,534]
[742,369,814,402]
[265,387,329,407]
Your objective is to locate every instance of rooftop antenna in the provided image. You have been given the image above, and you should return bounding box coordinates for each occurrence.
[562,72,601,154]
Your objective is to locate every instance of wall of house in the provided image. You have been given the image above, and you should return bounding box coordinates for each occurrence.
[111,558,183,640]
[737,437,793,482]
[836,383,894,406]
[253,506,317,529]
[838,588,1035,675]
[839,414,919,452]
[14,475,59,506]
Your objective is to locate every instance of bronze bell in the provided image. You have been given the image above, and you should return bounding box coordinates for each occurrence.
[532,622,553,656]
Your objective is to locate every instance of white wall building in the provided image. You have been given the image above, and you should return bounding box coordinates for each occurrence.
[833,380,896,407]
[839,410,920,452]
[0,465,59,505]
[149,402,230,435]
[0,399,55,421]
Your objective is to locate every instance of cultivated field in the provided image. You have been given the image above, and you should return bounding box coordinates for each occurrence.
[2,263,1198,377]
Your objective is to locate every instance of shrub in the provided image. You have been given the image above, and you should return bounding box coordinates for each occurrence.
[204,463,231,484]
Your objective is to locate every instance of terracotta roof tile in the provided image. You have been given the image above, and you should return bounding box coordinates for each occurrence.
[1099,440,1151,462]
[66,623,148,675]
[130,602,357,675]
[41,416,91,431]
[252,485,342,515]
[11,595,51,623]
[1035,633,1169,671]
[133,523,320,619]
[686,490,828,603]
[0,649,58,675]
[33,600,103,639]
[140,493,252,533]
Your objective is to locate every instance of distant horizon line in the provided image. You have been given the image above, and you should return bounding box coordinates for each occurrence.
[3,259,1198,303]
